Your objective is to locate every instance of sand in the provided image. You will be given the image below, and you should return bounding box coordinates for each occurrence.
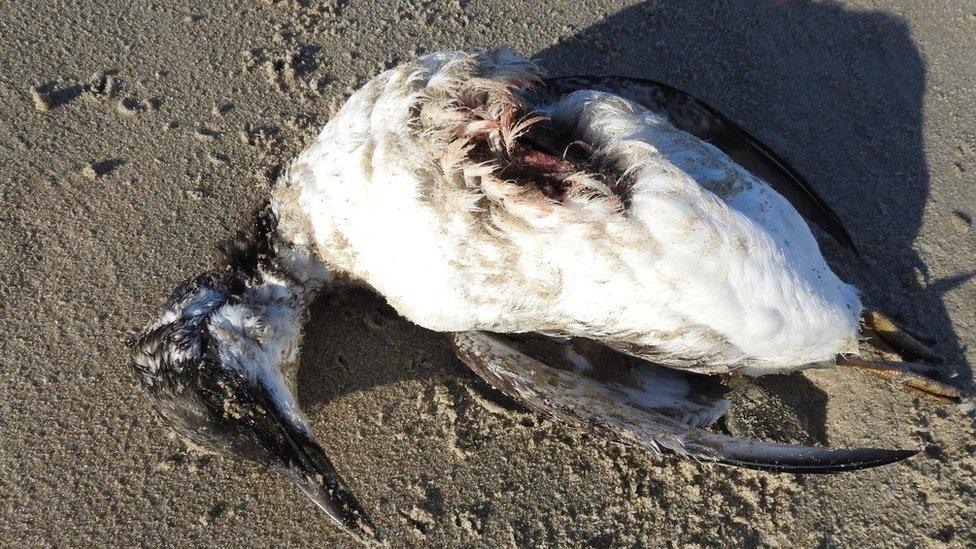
[2,0,974,546]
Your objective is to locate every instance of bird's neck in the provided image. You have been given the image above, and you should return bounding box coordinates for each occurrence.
[211,202,334,409]
[225,201,333,306]
[261,239,332,304]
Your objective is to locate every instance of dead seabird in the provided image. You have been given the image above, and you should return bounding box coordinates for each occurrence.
[132,48,959,540]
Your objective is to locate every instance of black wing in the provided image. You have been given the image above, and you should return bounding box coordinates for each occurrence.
[453,332,914,473]
[538,76,859,255]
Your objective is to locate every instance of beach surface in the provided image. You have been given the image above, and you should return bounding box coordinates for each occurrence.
[2,0,975,546]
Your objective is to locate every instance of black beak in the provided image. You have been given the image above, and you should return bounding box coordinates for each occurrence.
[251,387,377,542]
[280,425,377,540]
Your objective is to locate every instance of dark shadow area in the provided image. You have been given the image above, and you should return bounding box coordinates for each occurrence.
[533,2,970,397]
[87,158,125,177]
[298,287,524,413]
[724,373,830,446]
[32,80,85,109]
[296,288,454,408]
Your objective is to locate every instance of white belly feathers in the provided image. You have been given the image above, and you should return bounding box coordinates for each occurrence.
[272,50,861,374]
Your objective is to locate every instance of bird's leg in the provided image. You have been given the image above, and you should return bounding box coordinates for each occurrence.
[836,355,961,403]
[841,308,962,402]
[861,309,941,361]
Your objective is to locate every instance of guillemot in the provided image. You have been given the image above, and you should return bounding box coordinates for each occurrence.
[132,48,959,541]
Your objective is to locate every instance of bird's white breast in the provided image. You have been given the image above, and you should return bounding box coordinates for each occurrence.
[271,50,861,375]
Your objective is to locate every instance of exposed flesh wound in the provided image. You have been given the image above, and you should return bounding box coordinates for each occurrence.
[465,109,624,205]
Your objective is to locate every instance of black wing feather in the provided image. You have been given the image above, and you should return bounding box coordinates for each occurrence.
[453,331,913,474]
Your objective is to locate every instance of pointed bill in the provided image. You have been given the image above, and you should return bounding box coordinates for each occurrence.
[250,386,378,541]
[282,430,377,541]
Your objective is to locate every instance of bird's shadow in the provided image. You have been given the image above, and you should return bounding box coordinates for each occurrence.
[296,288,457,409]
[299,0,969,446]
[531,0,971,431]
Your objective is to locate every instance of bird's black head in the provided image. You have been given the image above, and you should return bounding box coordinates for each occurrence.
[132,265,374,540]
